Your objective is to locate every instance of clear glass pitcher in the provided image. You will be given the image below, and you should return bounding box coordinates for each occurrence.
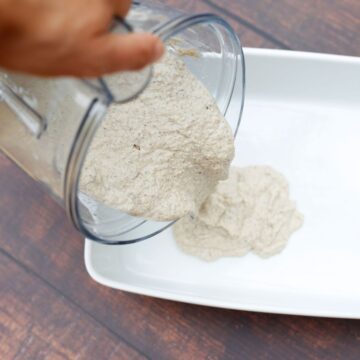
[0,1,245,244]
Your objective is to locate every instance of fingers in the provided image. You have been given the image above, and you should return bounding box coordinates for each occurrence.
[110,0,132,17]
[1,30,165,77]
[77,32,165,76]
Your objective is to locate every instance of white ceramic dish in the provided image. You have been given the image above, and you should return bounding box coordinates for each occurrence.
[84,48,360,319]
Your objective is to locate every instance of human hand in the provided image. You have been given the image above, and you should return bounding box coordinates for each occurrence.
[0,0,164,77]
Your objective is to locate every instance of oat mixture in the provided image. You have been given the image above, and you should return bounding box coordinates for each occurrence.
[81,52,234,221]
[174,166,304,261]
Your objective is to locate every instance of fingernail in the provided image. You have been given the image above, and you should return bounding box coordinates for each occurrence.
[153,39,165,61]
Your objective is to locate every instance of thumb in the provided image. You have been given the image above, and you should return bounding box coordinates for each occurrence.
[82,32,165,76]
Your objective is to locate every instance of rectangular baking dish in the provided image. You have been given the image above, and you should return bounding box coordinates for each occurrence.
[84,48,360,318]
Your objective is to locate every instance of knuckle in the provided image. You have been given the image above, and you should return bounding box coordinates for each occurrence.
[112,0,132,16]
[35,19,63,43]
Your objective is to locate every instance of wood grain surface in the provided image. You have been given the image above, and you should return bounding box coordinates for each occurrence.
[1,1,360,359]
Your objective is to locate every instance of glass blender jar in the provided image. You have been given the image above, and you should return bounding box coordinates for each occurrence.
[0,1,245,245]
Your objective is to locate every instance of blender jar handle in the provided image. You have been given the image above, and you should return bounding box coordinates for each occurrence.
[0,82,47,138]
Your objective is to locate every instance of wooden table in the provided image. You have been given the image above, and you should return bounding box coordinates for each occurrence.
[1,1,360,359]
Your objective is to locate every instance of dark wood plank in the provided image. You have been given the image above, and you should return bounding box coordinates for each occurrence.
[0,242,145,360]
[162,0,283,49]
[201,0,360,55]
